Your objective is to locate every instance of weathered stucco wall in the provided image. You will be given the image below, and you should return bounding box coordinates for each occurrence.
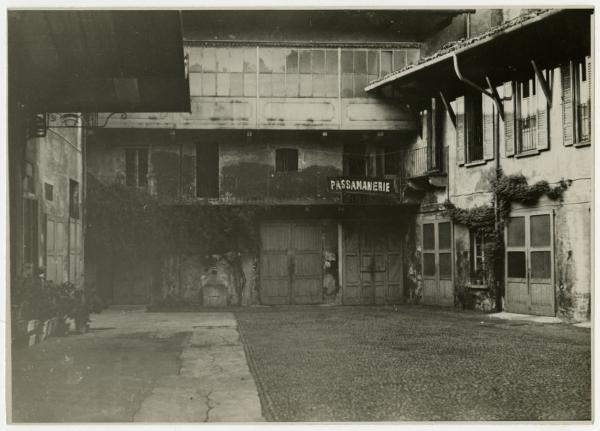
[414,63,592,320]
[27,126,83,287]
[220,132,343,203]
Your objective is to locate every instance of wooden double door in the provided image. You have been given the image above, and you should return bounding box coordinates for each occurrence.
[421,220,454,306]
[343,223,403,305]
[260,222,323,305]
[505,212,555,316]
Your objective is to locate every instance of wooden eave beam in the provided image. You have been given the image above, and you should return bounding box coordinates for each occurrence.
[439,91,456,128]
[531,59,552,107]
[485,76,505,121]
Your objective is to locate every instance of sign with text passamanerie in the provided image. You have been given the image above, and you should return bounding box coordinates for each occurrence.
[328,177,395,194]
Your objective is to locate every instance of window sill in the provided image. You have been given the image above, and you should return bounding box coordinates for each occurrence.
[514,149,540,159]
[575,140,591,148]
[464,159,487,168]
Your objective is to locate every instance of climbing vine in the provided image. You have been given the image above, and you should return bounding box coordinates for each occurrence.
[445,169,569,304]
[86,176,261,268]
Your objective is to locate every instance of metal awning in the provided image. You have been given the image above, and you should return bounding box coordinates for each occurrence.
[8,10,190,113]
[365,8,593,107]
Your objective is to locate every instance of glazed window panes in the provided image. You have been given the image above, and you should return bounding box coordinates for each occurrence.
[423,223,435,250]
[507,251,526,278]
[530,214,551,247]
[381,51,393,75]
[507,217,525,247]
[531,251,552,279]
[423,253,436,276]
[190,48,256,97]
[438,222,451,249]
[260,48,338,98]
[439,253,452,279]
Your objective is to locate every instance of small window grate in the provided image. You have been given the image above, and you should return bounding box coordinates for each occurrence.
[275,148,299,172]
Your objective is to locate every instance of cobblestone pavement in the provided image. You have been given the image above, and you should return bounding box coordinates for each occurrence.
[11,309,263,423]
[236,305,591,422]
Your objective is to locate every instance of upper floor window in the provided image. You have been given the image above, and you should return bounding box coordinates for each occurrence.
[187,45,419,100]
[187,47,257,97]
[503,71,549,157]
[517,76,538,153]
[125,148,148,188]
[561,57,591,147]
[275,148,299,172]
[456,91,494,166]
[465,91,484,162]
[574,57,592,143]
[262,48,339,98]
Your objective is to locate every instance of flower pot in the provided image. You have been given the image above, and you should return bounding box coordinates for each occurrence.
[28,333,37,347]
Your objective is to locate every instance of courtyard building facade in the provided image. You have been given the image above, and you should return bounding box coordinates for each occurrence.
[84,9,592,321]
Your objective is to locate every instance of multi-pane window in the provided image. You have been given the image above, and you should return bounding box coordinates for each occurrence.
[275,148,299,172]
[188,46,419,99]
[517,76,538,153]
[260,48,338,98]
[125,148,149,188]
[188,47,257,97]
[574,57,591,143]
[470,232,488,285]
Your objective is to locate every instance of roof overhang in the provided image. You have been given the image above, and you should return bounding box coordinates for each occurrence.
[8,10,191,113]
[365,9,593,107]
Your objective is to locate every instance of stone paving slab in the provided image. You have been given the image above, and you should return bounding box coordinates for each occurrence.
[133,323,264,422]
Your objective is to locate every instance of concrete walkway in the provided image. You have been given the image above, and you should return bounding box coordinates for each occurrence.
[11,309,264,423]
[130,312,264,422]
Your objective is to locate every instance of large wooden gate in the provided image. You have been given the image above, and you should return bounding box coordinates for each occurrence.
[260,222,323,305]
[505,212,555,316]
[343,223,403,305]
[421,220,454,307]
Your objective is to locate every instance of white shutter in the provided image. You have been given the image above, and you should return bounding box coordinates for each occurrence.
[482,95,495,160]
[536,71,549,151]
[561,62,574,146]
[503,82,515,156]
[456,96,465,166]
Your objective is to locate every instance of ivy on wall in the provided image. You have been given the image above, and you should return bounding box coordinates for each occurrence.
[86,176,261,269]
[445,169,569,305]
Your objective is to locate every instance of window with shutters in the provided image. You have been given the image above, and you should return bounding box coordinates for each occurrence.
[509,71,549,155]
[465,91,484,163]
[456,90,493,166]
[574,57,592,144]
[125,148,149,188]
[517,77,538,153]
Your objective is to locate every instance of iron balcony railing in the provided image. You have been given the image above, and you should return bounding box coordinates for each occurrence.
[519,115,537,153]
[400,145,448,179]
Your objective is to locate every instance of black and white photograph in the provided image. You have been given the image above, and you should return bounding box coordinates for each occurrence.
[5,5,594,425]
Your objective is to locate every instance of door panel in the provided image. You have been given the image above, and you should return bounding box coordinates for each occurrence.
[343,223,404,305]
[260,222,323,305]
[421,220,454,307]
[505,213,555,316]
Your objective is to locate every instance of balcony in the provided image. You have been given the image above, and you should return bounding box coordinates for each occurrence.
[400,145,448,191]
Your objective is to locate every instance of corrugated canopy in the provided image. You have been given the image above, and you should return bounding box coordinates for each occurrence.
[365,9,593,107]
[8,10,190,113]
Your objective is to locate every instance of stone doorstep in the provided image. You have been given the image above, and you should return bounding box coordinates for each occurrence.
[487,312,562,324]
